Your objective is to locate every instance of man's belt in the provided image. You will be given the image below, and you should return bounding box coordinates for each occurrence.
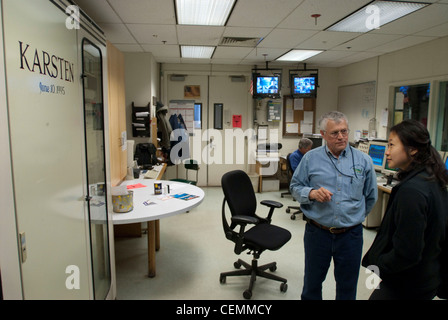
[306,218,357,234]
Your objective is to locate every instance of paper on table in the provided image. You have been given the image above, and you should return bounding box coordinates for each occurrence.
[111,185,128,196]
[126,183,147,189]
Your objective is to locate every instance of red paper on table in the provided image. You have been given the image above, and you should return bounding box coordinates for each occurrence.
[127,183,147,189]
[232,115,242,128]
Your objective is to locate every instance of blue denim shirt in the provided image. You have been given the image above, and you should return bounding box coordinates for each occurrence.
[290,145,378,228]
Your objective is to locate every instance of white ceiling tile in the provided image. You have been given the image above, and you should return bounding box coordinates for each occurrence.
[107,0,176,24]
[245,48,289,62]
[75,0,121,23]
[113,44,144,52]
[213,46,253,59]
[295,31,361,50]
[227,0,303,28]
[223,26,272,38]
[141,44,180,58]
[126,24,178,45]
[415,22,448,37]
[369,35,437,53]
[258,29,318,48]
[177,26,224,46]
[332,33,402,51]
[100,23,136,44]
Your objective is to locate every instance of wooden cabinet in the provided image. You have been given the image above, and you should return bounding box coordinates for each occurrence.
[107,41,127,186]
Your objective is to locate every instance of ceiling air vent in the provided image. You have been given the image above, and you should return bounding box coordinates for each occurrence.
[219,37,263,47]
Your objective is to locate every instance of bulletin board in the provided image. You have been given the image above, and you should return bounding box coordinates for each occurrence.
[282,95,316,136]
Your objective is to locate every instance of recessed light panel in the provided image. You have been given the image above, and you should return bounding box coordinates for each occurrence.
[176,0,236,26]
[181,46,215,59]
[327,1,429,33]
[276,50,323,62]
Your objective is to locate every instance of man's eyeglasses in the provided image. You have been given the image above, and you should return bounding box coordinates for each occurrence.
[325,129,350,138]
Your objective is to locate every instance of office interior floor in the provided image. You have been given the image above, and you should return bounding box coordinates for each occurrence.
[114,186,379,300]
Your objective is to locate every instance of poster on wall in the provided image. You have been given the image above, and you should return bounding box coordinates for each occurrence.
[232,115,242,128]
[184,85,200,99]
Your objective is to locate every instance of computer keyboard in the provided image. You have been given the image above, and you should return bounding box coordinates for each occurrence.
[143,165,163,179]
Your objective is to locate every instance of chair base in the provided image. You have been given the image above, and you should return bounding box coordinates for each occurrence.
[286,206,302,220]
[219,258,288,299]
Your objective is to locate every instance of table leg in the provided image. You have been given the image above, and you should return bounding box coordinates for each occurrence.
[155,219,160,251]
[147,221,156,277]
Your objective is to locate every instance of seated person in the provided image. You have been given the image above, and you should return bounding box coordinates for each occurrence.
[289,138,313,172]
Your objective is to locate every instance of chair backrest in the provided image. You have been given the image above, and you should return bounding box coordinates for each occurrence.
[134,143,157,166]
[184,159,199,171]
[221,170,257,217]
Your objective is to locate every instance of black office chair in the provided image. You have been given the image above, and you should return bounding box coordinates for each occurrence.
[219,170,291,299]
[170,159,199,185]
[280,153,303,220]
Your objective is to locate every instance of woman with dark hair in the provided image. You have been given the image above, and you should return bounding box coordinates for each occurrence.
[362,119,448,300]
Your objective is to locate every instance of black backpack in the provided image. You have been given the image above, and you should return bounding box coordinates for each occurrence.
[134,143,157,168]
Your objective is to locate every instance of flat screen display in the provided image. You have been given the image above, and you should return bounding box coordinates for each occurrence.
[293,76,316,95]
[368,143,386,167]
[255,76,279,95]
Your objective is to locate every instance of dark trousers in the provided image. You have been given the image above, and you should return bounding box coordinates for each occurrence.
[301,222,363,300]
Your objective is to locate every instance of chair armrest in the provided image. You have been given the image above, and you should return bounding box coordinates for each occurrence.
[260,200,283,222]
[231,215,259,225]
[260,200,283,209]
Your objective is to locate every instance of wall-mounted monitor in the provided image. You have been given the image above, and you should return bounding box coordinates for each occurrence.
[368,141,387,171]
[291,74,317,98]
[253,74,281,99]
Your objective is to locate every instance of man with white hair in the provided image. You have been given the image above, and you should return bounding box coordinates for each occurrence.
[290,111,377,300]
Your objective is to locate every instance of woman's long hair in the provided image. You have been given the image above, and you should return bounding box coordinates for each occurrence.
[390,119,448,188]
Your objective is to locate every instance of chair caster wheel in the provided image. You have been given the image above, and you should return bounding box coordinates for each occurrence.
[243,289,252,299]
[286,208,290,213]
[269,265,277,272]
[280,282,288,293]
[290,214,296,220]
[234,261,241,269]
[219,275,226,284]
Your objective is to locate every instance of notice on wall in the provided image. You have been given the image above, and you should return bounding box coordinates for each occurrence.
[232,115,242,128]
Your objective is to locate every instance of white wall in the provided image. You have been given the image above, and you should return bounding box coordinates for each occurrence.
[124,52,159,146]
[338,36,448,140]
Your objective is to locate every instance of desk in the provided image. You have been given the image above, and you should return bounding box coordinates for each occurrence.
[111,179,204,277]
[256,157,280,192]
[363,178,394,228]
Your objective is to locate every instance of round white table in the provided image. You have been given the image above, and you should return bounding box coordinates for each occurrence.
[111,179,204,277]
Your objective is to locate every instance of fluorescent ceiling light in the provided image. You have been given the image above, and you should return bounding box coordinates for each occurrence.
[175,0,236,26]
[327,1,429,33]
[276,50,323,62]
[181,46,215,59]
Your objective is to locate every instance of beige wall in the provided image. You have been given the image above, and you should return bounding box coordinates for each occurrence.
[338,36,448,140]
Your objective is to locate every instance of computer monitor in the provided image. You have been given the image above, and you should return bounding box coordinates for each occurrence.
[444,153,448,171]
[382,158,399,177]
[303,133,323,150]
[368,141,387,171]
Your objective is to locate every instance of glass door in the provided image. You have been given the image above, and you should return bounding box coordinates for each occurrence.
[81,39,111,299]
[435,81,448,151]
